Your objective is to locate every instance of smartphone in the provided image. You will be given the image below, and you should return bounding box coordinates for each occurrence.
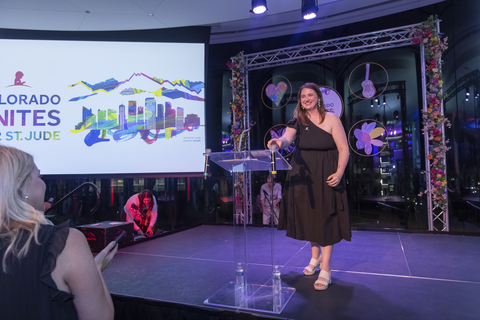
[115,231,127,244]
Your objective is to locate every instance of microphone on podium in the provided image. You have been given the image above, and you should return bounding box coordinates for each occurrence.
[270,144,277,177]
[204,149,211,180]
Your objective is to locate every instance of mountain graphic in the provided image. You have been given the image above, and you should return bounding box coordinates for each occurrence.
[68,73,204,102]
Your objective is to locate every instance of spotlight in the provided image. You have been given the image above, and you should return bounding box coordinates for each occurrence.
[302,0,318,20]
[251,0,267,14]
[371,99,374,108]
[383,95,386,105]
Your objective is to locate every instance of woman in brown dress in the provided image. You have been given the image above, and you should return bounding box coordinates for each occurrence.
[268,83,351,290]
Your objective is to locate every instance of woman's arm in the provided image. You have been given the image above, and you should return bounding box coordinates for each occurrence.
[55,228,116,320]
[267,126,297,149]
[326,114,349,187]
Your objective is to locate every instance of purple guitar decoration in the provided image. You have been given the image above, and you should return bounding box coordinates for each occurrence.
[361,63,376,98]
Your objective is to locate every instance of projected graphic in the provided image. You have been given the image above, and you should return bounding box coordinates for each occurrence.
[69,73,204,102]
[0,39,206,175]
[71,100,201,146]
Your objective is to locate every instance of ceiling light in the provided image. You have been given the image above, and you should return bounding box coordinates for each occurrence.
[302,0,318,20]
[251,0,267,15]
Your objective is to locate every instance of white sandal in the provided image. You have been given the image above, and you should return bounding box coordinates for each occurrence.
[303,255,322,276]
[314,270,331,291]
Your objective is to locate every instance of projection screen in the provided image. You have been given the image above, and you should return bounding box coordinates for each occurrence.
[0,39,206,175]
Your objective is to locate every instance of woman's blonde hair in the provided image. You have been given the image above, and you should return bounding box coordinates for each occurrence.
[0,145,51,272]
[293,82,326,126]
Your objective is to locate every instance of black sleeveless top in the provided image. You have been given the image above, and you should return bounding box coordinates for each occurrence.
[0,221,79,320]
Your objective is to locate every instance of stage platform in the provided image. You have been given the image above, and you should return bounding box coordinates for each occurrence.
[103,225,480,320]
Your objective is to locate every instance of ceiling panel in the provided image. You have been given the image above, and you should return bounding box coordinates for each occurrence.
[0,0,446,43]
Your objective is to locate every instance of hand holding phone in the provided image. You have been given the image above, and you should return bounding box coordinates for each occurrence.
[115,231,127,244]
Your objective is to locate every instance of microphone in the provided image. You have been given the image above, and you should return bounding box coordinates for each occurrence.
[238,121,256,151]
[270,144,277,177]
[204,149,211,180]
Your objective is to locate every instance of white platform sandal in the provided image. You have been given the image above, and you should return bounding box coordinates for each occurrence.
[303,255,322,276]
[314,270,331,291]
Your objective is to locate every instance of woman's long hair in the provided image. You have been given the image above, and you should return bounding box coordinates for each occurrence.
[138,189,154,213]
[293,83,326,126]
[0,145,51,272]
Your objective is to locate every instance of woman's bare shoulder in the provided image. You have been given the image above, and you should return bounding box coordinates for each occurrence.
[59,228,93,266]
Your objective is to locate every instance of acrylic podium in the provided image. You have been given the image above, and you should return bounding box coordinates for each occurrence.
[204,150,295,314]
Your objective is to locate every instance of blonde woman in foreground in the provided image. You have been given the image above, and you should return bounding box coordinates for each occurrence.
[0,145,118,320]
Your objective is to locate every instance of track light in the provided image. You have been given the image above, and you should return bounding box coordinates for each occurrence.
[251,0,267,14]
[302,0,318,20]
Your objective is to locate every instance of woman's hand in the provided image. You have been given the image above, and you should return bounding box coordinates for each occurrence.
[267,139,282,149]
[146,226,153,237]
[326,172,342,188]
[94,241,118,273]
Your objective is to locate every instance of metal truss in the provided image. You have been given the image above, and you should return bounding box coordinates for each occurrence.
[243,23,419,71]
[235,21,449,231]
[444,69,480,102]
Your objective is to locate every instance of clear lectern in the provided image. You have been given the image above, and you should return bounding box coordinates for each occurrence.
[204,150,295,314]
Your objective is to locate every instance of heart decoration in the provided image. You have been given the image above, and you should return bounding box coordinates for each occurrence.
[266,82,287,107]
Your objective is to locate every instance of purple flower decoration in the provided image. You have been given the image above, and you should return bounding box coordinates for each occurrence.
[354,122,385,154]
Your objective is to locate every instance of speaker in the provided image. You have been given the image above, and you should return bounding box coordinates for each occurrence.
[77,221,134,253]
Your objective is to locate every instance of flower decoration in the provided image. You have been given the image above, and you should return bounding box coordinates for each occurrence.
[227,51,246,151]
[228,51,247,204]
[354,122,385,155]
[410,15,451,212]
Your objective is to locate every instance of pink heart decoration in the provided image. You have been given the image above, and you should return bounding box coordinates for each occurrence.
[266,82,287,107]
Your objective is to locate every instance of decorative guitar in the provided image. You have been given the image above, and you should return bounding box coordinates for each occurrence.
[361,63,376,98]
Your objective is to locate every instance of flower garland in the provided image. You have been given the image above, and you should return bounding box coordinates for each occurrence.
[410,15,451,212]
[227,51,247,205]
[227,51,246,151]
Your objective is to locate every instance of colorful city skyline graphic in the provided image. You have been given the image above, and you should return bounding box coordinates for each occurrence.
[68,73,204,102]
[71,98,201,147]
